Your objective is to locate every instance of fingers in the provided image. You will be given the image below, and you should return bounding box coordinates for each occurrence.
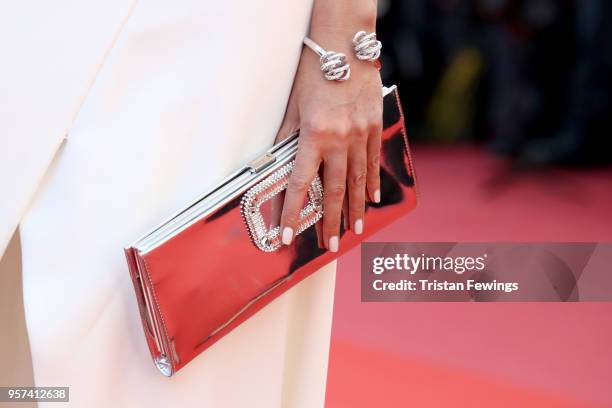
[280,139,321,245]
[279,109,382,251]
[347,128,368,235]
[366,119,383,204]
[322,151,347,252]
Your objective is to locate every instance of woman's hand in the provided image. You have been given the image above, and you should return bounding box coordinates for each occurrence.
[275,9,382,253]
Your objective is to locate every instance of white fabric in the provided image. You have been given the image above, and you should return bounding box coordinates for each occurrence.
[10,1,337,406]
[0,0,136,255]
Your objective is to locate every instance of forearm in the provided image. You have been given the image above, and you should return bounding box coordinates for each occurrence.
[309,0,377,51]
[278,0,383,249]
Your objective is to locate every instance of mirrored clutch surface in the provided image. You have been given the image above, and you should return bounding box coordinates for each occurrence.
[124,85,418,376]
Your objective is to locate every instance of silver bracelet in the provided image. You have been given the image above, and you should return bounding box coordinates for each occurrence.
[303,37,351,82]
[352,31,382,62]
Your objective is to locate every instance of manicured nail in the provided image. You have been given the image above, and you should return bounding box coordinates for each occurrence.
[374,189,381,203]
[354,219,363,235]
[282,227,293,245]
[329,236,339,252]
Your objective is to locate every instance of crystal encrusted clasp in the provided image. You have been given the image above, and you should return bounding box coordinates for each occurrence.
[241,161,323,252]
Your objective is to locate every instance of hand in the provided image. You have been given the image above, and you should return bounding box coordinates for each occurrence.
[275,32,383,252]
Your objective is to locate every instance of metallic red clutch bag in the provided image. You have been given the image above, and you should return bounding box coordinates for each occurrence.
[125,85,417,376]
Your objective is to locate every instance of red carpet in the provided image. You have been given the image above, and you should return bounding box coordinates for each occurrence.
[326,145,612,407]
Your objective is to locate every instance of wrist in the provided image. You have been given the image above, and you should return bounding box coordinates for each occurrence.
[310,1,377,40]
[303,1,380,82]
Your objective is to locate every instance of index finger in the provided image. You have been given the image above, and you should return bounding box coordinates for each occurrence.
[280,138,321,245]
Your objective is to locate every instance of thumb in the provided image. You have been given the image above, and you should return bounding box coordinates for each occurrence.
[275,93,300,144]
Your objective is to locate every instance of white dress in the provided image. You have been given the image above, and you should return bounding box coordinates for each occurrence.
[1,1,336,407]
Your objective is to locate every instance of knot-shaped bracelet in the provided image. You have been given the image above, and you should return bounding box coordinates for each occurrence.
[303,37,351,82]
[352,31,382,62]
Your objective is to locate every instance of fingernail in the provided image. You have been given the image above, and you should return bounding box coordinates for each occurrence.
[329,236,339,253]
[354,219,363,235]
[282,227,293,245]
[374,189,381,203]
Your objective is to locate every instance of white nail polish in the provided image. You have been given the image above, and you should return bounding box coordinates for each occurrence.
[374,189,381,203]
[329,236,339,252]
[354,219,363,235]
[282,227,293,245]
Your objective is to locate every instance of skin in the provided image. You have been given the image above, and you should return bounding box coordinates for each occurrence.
[275,0,382,252]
